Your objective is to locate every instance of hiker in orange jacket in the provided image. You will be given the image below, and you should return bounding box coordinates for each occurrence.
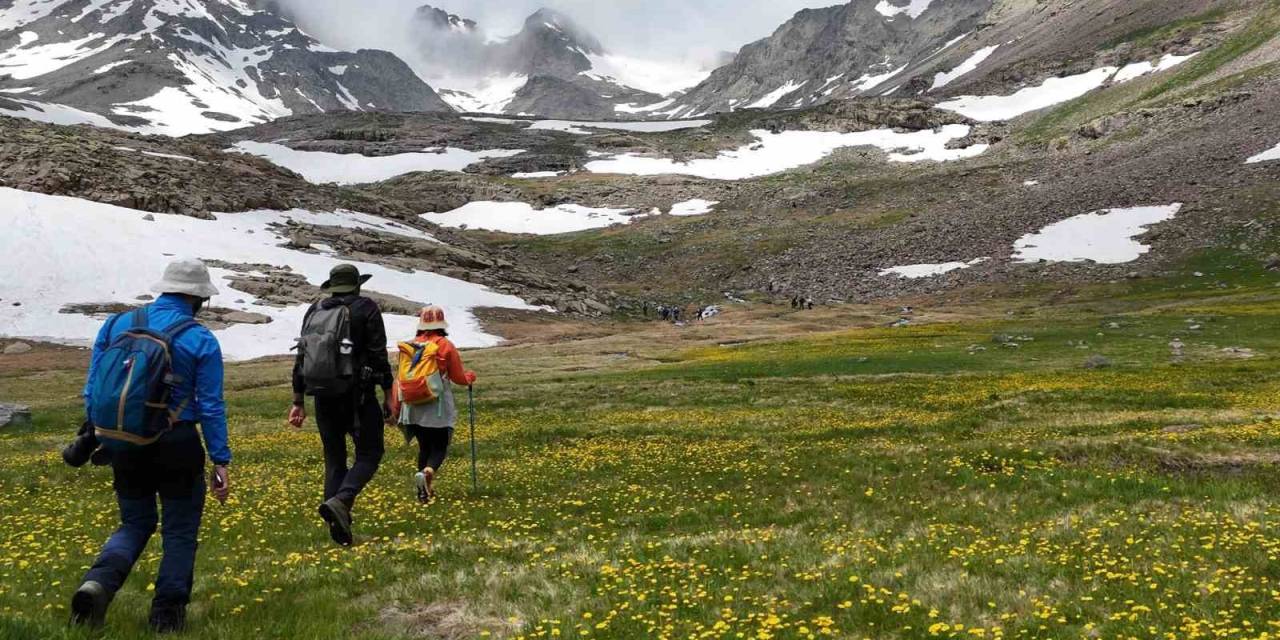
[390,306,476,503]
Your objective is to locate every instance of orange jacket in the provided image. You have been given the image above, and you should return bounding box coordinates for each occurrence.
[424,334,470,386]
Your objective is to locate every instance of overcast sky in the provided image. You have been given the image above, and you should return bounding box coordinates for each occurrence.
[276,0,846,64]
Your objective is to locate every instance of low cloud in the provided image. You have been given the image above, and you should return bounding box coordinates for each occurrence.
[269,0,845,75]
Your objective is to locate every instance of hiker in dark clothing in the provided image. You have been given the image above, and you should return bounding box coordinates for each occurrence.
[287,264,392,546]
[70,259,231,634]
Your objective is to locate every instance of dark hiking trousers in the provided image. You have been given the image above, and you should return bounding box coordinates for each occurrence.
[315,389,385,509]
[410,426,453,473]
[83,427,206,610]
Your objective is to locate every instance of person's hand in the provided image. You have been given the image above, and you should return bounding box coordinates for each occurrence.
[464,371,477,386]
[288,404,306,429]
[381,400,393,422]
[211,466,230,504]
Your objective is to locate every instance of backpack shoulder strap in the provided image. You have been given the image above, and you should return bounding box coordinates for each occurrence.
[161,319,201,345]
[103,310,129,340]
[130,307,149,329]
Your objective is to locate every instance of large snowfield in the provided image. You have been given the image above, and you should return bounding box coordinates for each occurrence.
[584,126,987,180]
[421,199,720,234]
[0,188,537,359]
[1013,205,1183,264]
[229,141,525,185]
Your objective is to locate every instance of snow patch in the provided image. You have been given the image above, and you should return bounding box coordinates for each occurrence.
[1246,143,1280,164]
[435,74,527,114]
[585,126,986,180]
[875,0,935,19]
[328,65,348,76]
[113,146,201,163]
[510,171,564,179]
[850,62,908,94]
[0,96,122,128]
[880,258,988,279]
[668,199,719,217]
[616,97,677,115]
[93,59,132,74]
[422,201,641,235]
[1013,204,1183,264]
[0,188,534,359]
[936,66,1119,122]
[748,81,804,109]
[932,46,999,90]
[528,119,713,135]
[230,141,525,185]
[0,31,134,80]
[1115,52,1199,82]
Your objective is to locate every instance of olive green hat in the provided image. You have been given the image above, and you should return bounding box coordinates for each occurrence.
[321,264,372,294]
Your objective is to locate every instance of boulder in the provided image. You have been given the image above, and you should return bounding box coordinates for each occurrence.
[0,404,32,429]
[2,342,33,355]
[1083,355,1113,369]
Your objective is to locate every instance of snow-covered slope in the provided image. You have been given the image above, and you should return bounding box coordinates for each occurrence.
[0,187,537,358]
[413,6,703,118]
[0,0,450,135]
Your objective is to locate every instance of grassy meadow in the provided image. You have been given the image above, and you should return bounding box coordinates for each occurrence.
[3,255,1280,639]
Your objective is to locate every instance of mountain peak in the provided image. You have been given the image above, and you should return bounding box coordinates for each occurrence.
[519,7,604,56]
[415,4,477,33]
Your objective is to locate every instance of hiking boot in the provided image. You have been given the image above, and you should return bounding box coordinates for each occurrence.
[318,497,353,546]
[69,581,110,629]
[148,605,186,634]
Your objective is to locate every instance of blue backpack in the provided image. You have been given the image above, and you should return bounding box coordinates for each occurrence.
[88,308,199,451]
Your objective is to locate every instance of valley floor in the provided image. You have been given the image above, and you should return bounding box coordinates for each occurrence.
[2,256,1280,639]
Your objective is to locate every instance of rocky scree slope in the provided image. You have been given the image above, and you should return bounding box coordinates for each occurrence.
[668,0,1247,119]
[0,0,450,135]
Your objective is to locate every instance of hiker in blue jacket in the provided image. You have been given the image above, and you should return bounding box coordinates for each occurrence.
[70,259,232,634]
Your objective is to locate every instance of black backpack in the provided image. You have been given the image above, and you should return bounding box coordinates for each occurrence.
[297,301,356,396]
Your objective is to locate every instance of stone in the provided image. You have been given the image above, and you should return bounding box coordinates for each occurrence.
[2,342,33,355]
[1083,355,1113,369]
[0,404,32,429]
[142,214,156,221]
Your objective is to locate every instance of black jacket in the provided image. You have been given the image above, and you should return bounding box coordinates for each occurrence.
[292,294,393,395]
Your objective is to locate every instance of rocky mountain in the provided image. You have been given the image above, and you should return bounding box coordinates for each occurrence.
[414,6,696,118]
[665,0,1228,119]
[665,0,995,117]
[0,0,451,135]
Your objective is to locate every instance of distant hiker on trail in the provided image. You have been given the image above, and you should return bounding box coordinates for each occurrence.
[70,259,231,634]
[388,306,477,503]
[287,264,392,547]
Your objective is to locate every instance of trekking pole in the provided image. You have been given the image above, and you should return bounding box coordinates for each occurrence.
[468,385,478,493]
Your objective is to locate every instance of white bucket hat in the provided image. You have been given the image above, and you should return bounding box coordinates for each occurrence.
[151,258,219,298]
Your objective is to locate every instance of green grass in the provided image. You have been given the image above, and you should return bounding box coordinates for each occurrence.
[4,272,1280,639]
[1100,7,1231,51]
